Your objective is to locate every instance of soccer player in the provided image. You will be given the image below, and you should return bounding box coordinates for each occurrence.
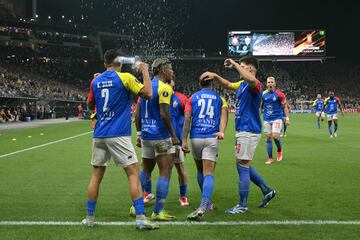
[200,57,276,214]
[322,91,344,138]
[261,77,290,164]
[135,79,190,207]
[136,58,179,221]
[182,77,228,220]
[281,101,291,137]
[83,49,158,229]
[170,79,190,206]
[312,94,325,128]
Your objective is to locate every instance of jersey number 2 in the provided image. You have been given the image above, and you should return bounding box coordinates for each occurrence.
[101,88,109,112]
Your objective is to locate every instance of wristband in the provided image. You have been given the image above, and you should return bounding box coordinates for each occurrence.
[137,131,142,136]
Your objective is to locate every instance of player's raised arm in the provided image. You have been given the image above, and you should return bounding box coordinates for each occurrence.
[136,63,152,99]
[87,79,96,111]
[336,97,345,117]
[200,72,237,91]
[224,58,260,89]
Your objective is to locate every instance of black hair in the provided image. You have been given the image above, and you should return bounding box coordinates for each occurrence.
[104,49,121,65]
[239,56,259,70]
[199,78,212,88]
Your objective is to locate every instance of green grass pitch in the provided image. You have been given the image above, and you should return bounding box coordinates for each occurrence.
[0,114,359,239]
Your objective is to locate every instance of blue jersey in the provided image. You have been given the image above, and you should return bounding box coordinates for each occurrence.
[313,99,324,112]
[171,92,187,145]
[140,78,173,140]
[262,88,286,121]
[230,81,263,134]
[185,89,228,139]
[88,70,143,138]
[324,96,341,114]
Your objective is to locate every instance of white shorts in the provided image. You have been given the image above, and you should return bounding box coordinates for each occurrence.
[91,137,138,168]
[190,138,219,162]
[264,119,282,134]
[235,131,261,161]
[141,138,176,159]
[327,113,338,121]
[174,145,185,164]
[316,112,325,118]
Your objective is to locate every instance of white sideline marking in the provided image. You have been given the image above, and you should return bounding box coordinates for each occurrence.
[0,220,360,226]
[0,131,92,159]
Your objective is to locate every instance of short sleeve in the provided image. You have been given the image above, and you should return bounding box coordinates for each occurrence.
[221,97,228,108]
[158,83,173,105]
[87,79,95,103]
[117,72,144,95]
[184,96,193,113]
[250,81,263,95]
[229,81,242,91]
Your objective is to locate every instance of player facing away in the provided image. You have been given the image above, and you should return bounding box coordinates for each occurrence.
[322,91,344,138]
[200,57,276,214]
[312,94,325,129]
[135,79,190,207]
[281,101,291,137]
[261,77,290,164]
[136,58,180,221]
[83,49,158,230]
[182,78,228,220]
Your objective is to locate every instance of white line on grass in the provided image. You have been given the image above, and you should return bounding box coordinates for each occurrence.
[0,220,360,226]
[0,131,92,159]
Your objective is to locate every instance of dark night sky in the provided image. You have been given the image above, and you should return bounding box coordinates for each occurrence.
[34,0,360,59]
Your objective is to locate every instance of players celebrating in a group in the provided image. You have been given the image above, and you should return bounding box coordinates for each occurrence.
[322,91,344,138]
[312,94,325,128]
[136,58,179,221]
[83,49,158,230]
[261,77,290,164]
[200,57,276,214]
[182,77,228,220]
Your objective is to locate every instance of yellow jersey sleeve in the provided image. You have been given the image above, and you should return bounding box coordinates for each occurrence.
[221,97,228,108]
[324,97,329,106]
[158,82,173,105]
[117,72,144,95]
[312,100,317,107]
[229,80,244,91]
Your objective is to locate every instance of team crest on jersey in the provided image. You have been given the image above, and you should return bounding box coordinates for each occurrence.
[273,96,277,102]
[163,91,169,97]
[173,100,178,108]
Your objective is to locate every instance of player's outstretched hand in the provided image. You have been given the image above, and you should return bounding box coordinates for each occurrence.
[214,132,224,140]
[136,62,149,73]
[341,111,345,117]
[224,58,237,69]
[285,117,290,126]
[136,136,142,148]
[200,72,218,82]
[182,143,190,153]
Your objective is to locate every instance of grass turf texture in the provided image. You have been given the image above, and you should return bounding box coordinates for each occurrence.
[0,114,359,239]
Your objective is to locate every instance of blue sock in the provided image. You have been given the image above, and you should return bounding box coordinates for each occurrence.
[283,124,287,134]
[237,164,250,207]
[200,175,214,209]
[317,119,320,128]
[274,138,282,152]
[266,139,273,158]
[154,177,169,214]
[140,171,152,193]
[197,171,204,192]
[334,122,338,133]
[179,184,187,197]
[250,166,271,195]
[328,124,332,135]
[133,197,145,216]
[87,200,97,217]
